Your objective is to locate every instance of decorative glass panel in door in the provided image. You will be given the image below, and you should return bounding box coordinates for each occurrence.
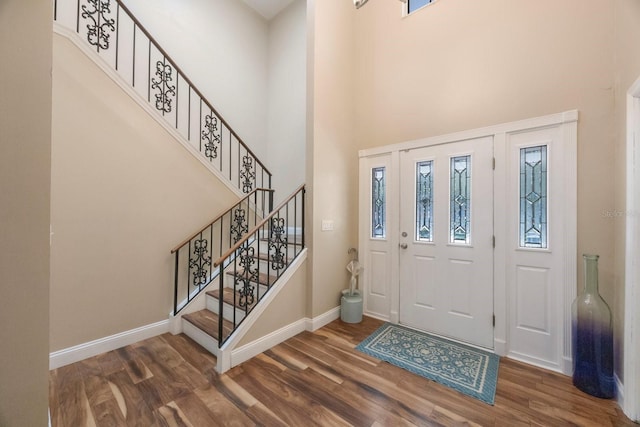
[416,161,434,241]
[372,167,386,239]
[450,155,471,244]
[519,145,548,248]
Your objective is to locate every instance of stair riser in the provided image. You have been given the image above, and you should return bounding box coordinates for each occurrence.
[206,294,249,323]
[182,320,219,357]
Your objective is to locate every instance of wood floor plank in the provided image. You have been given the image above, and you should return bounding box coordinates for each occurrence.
[94,349,125,377]
[77,358,114,411]
[49,364,93,427]
[233,356,352,426]
[107,369,157,426]
[91,396,127,427]
[161,332,217,375]
[330,358,439,422]
[277,341,345,384]
[211,374,290,427]
[192,385,257,426]
[288,361,432,427]
[155,401,195,427]
[115,346,153,384]
[174,391,243,427]
[50,316,637,427]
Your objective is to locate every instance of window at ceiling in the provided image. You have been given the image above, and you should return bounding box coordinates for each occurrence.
[407,0,434,14]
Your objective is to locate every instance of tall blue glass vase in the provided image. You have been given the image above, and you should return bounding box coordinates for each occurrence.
[572,254,615,398]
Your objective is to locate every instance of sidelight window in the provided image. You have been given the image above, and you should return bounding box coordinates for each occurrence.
[519,145,548,248]
[372,167,386,239]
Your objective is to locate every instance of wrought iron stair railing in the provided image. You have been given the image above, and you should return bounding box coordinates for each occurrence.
[171,188,274,315]
[213,185,305,346]
[53,0,272,194]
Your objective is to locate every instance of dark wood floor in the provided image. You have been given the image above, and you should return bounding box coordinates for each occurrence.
[50,317,634,426]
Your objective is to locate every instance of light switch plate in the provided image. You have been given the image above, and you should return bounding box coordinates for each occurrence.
[321,220,334,231]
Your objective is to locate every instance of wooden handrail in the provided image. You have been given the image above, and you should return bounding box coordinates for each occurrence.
[170,187,274,253]
[114,0,272,176]
[213,184,305,267]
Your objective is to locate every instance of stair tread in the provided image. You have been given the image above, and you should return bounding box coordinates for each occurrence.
[225,269,278,286]
[183,309,234,340]
[206,288,258,310]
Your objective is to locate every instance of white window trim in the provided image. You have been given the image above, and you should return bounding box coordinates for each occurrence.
[624,75,640,421]
[359,110,578,374]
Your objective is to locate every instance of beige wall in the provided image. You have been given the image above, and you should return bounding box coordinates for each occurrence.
[237,259,307,345]
[268,0,307,204]
[0,0,51,425]
[123,0,270,161]
[352,0,621,369]
[613,0,640,382]
[308,0,360,317]
[50,35,237,351]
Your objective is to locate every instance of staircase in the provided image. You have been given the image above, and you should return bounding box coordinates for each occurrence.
[53,0,271,197]
[174,185,306,370]
[53,0,307,372]
[181,231,301,354]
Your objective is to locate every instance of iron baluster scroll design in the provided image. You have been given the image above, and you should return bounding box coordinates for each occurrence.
[230,208,248,243]
[151,59,176,114]
[237,244,257,308]
[202,115,221,160]
[213,185,305,346]
[81,0,115,51]
[268,217,288,270]
[171,188,272,316]
[54,0,272,195]
[240,156,256,193]
[189,238,211,287]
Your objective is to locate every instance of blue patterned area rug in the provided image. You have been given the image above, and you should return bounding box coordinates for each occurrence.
[355,323,499,405]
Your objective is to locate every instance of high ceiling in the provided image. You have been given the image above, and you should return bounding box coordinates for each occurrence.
[241,0,296,20]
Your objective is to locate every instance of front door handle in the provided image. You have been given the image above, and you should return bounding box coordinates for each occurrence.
[399,243,408,249]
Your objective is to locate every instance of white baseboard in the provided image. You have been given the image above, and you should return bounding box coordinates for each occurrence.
[615,373,624,410]
[494,338,507,356]
[49,319,170,370]
[362,310,390,323]
[561,356,573,376]
[227,305,340,371]
[507,351,564,375]
[305,306,341,331]
[230,318,307,367]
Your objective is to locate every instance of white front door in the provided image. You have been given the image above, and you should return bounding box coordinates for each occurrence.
[399,137,494,349]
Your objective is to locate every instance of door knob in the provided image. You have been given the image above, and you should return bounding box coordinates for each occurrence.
[399,243,408,249]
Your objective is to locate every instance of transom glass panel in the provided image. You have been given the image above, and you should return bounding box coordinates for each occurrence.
[408,0,433,14]
[372,167,386,239]
[416,161,434,241]
[450,155,471,244]
[520,145,548,248]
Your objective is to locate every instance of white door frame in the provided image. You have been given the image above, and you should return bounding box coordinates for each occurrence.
[624,76,640,421]
[359,110,577,373]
